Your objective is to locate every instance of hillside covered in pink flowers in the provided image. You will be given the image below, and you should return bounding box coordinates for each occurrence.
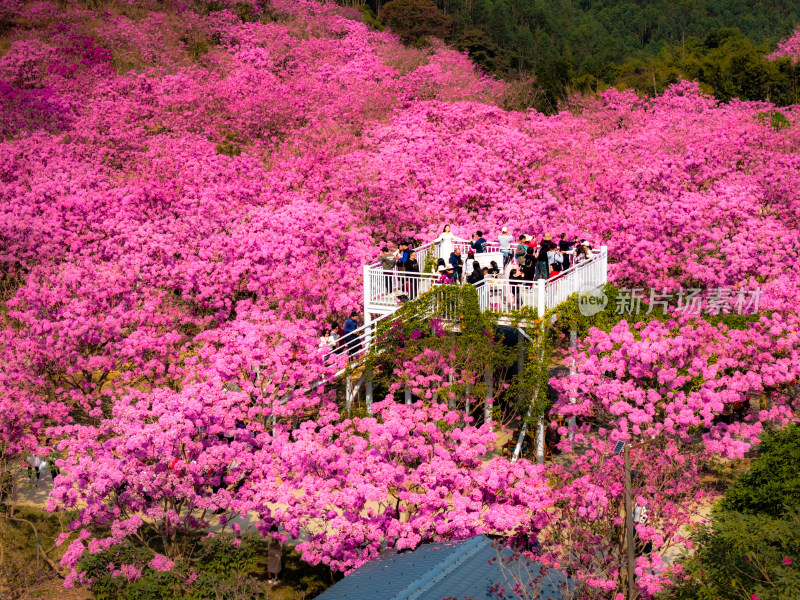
[2,0,800,598]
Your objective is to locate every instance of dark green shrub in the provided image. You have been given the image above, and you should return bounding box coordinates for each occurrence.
[665,424,800,600]
[665,510,800,600]
[721,424,800,517]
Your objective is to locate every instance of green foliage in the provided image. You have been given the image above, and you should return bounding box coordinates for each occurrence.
[758,110,792,131]
[356,5,384,31]
[233,1,259,23]
[187,535,268,599]
[79,542,183,600]
[553,283,668,338]
[720,424,800,517]
[365,284,518,411]
[665,510,800,600]
[380,0,452,46]
[216,131,244,157]
[505,323,551,425]
[180,32,211,62]
[351,0,800,110]
[0,505,72,593]
[423,251,436,274]
[58,529,336,600]
[666,425,800,600]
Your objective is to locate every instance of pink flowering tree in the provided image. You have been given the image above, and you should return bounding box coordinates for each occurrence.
[541,312,800,597]
[768,28,800,63]
[0,0,799,595]
[249,399,552,572]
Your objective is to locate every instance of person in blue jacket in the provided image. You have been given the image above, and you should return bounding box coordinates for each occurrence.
[342,311,360,356]
[449,248,464,283]
[470,230,487,253]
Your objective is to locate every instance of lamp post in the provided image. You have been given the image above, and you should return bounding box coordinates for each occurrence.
[624,443,636,600]
[615,438,657,600]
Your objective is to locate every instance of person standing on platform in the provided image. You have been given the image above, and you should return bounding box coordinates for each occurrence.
[499,227,513,267]
[470,230,487,253]
[267,528,282,584]
[378,246,396,293]
[559,233,578,270]
[343,311,360,356]
[405,251,420,299]
[449,248,464,283]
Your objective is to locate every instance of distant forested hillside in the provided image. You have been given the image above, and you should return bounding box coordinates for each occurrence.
[348,0,800,110]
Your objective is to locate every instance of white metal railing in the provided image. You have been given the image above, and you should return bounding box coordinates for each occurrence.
[364,268,441,307]
[364,243,607,319]
[324,311,396,373]
[545,248,607,309]
[329,247,606,379]
[326,283,461,372]
[467,246,607,318]
[475,278,541,314]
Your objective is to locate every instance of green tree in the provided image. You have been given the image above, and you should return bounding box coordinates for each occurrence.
[666,424,800,600]
[720,425,800,517]
[380,0,453,45]
[456,28,510,73]
[489,0,514,48]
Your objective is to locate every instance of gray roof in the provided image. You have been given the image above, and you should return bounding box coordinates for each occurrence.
[315,535,569,600]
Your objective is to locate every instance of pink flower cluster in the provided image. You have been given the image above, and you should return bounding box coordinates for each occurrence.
[768,28,800,62]
[0,0,798,597]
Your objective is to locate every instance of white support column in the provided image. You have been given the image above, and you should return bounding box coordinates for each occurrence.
[346,375,353,413]
[465,383,471,418]
[537,278,546,318]
[536,419,545,464]
[363,264,371,319]
[405,385,412,405]
[484,367,493,426]
[365,369,373,415]
[364,311,373,353]
[347,374,364,414]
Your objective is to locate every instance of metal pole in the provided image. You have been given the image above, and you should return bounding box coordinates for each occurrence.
[448,371,455,410]
[624,443,636,600]
[364,311,373,352]
[535,420,545,463]
[568,327,577,437]
[405,385,412,405]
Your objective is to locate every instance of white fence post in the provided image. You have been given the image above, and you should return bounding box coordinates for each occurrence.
[537,278,546,317]
[600,245,608,286]
[363,264,371,318]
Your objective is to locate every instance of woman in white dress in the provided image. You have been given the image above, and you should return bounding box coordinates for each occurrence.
[436,225,464,260]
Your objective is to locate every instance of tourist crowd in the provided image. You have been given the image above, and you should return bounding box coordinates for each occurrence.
[377,226,596,290]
